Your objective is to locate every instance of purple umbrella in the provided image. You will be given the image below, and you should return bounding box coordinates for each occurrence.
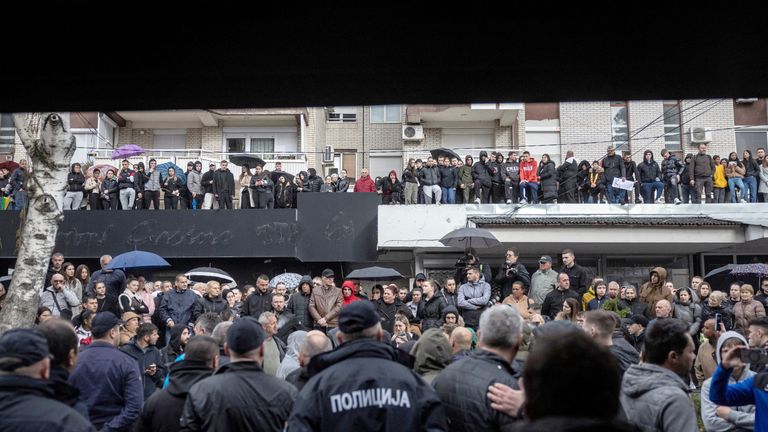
[111,144,145,160]
[730,264,768,277]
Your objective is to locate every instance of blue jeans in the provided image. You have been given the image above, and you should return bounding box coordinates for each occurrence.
[742,176,758,203]
[728,178,746,202]
[440,187,456,204]
[11,190,27,210]
[641,181,664,203]
[519,182,539,203]
[606,183,626,203]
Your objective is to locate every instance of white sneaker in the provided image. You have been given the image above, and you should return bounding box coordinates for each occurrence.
[520,199,528,205]
[474,198,481,204]
[741,199,748,203]
[674,198,681,205]
[656,197,664,204]
[506,199,512,204]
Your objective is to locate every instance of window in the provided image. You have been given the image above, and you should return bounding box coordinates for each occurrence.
[227,138,246,153]
[610,101,629,151]
[0,113,14,152]
[327,106,357,123]
[663,101,682,151]
[250,138,274,153]
[226,136,275,153]
[370,105,401,123]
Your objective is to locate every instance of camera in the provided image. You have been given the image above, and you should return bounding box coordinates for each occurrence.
[455,255,469,268]
[740,348,768,364]
[504,263,518,277]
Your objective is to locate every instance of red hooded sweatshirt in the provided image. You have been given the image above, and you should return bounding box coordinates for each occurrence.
[520,159,538,183]
[353,175,377,192]
[341,280,362,307]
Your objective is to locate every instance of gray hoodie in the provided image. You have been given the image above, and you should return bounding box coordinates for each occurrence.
[620,362,699,432]
[187,169,203,195]
[700,331,755,432]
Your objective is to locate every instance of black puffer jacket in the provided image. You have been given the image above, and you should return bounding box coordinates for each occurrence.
[287,279,314,329]
[240,289,273,318]
[376,299,413,334]
[638,158,662,183]
[197,294,228,315]
[417,294,447,330]
[433,349,522,431]
[67,170,85,193]
[138,360,213,432]
[287,338,446,432]
[537,160,558,201]
[472,160,493,186]
[557,159,579,191]
[495,261,532,300]
[306,168,323,192]
[661,154,684,181]
[0,375,95,432]
[181,361,297,432]
[601,154,626,181]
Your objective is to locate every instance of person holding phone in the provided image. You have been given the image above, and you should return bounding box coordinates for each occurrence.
[709,318,768,431]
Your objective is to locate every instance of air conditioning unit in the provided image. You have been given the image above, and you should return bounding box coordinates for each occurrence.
[402,125,424,140]
[322,145,334,163]
[736,98,758,104]
[689,127,712,144]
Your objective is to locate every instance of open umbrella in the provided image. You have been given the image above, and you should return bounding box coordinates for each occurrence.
[186,267,235,285]
[430,148,461,161]
[87,163,118,179]
[439,227,500,249]
[704,264,737,280]
[0,275,11,286]
[107,251,170,270]
[269,272,302,289]
[270,170,295,184]
[156,161,187,184]
[346,266,404,281]
[111,144,145,160]
[730,263,768,277]
[0,161,19,173]
[229,155,266,168]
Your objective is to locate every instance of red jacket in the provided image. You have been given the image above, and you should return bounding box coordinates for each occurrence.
[353,176,377,192]
[520,160,538,182]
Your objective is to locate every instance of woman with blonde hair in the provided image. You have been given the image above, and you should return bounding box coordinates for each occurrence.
[390,313,416,348]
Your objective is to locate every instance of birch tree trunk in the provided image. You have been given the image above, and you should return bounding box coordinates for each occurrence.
[0,113,76,331]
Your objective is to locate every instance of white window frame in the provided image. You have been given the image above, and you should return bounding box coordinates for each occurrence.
[610,101,629,152]
[223,132,277,154]
[662,101,683,151]
[0,113,14,151]
[370,105,401,124]
[327,106,358,123]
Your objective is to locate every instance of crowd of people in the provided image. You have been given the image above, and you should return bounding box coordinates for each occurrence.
[3,144,766,210]
[2,247,768,431]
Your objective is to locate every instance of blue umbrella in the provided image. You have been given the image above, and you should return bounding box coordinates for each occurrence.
[107,251,170,270]
[156,162,187,184]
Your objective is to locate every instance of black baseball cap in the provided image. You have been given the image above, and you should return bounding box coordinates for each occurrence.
[539,256,553,264]
[338,300,379,333]
[227,316,267,354]
[91,311,123,335]
[415,273,427,281]
[322,268,335,278]
[0,328,50,371]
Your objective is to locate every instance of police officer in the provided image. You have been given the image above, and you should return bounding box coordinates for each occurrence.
[287,301,447,431]
[0,328,95,432]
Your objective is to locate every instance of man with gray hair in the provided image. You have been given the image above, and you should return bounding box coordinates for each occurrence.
[287,301,446,430]
[211,321,233,365]
[85,255,126,298]
[259,311,286,376]
[434,304,525,430]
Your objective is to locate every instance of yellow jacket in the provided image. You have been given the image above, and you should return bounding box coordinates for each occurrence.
[713,164,727,188]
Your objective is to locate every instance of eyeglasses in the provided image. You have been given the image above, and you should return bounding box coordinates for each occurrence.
[52,280,65,284]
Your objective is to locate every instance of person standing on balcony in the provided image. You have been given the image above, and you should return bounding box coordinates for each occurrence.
[143,158,162,209]
[537,153,558,204]
[178,161,193,209]
[100,169,119,210]
[439,157,458,204]
[420,157,442,204]
[84,168,102,210]
[623,151,642,204]
[503,151,520,204]
[556,151,579,204]
[117,159,137,210]
[201,162,216,209]
[213,160,235,209]
[238,164,253,209]
[64,162,85,210]
[402,159,419,204]
[458,155,475,204]
[162,167,183,210]
[306,168,323,192]
[336,169,350,193]
[489,153,506,203]
[187,161,203,209]
[134,162,147,209]
[742,149,760,203]
[275,174,293,208]
[638,150,664,204]
[691,143,716,203]
[251,164,275,209]
[353,168,376,193]
[601,146,626,204]
[661,149,684,204]
[472,151,494,204]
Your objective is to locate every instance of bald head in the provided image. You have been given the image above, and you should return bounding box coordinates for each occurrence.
[450,327,473,354]
[299,330,332,367]
[655,300,672,318]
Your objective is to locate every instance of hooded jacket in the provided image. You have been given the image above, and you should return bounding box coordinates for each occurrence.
[419,163,441,186]
[620,362,699,432]
[537,160,558,200]
[212,168,235,195]
[117,168,137,191]
[306,168,323,192]
[417,292,447,331]
[438,164,458,188]
[661,154,684,181]
[200,168,215,194]
[67,167,85,193]
[276,330,307,380]
[701,331,756,432]
[0,374,95,432]
[412,328,452,384]
[353,175,377,192]
[519,159,538,183]
[434,349,522,431]
[335,175,350,192]
[556,158,579,190]
[181,361,297,432]
[440,305,464,326]
[472,158,494,186]
[672,294,703,336]
[639,267,673,318]
[601,153,626,181]
[120,339,167,399]
[138,360,213,432]
[197,293,228,315]
[241,288,273,318]
[186,168,202,195]
[376,298,413,334]
[287,277,314,329]
[638,152,662,183]
[608,340,640,376]
[288,338,445,432]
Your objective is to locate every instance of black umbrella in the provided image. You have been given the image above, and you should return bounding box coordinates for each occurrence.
[439,227,500,249]
[270,170,295,184]
[185,267,236,284]
[430,148,461,161]
[228,155,266,168]
[0,275,11,286]
[346,266,404,281]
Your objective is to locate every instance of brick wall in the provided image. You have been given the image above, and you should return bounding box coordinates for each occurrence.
[559,101,613,163]
[186,128,202,150]
[494,122,512,149]
[201,125,222,154]
[681,99,736,159]
[626,100,666,158]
